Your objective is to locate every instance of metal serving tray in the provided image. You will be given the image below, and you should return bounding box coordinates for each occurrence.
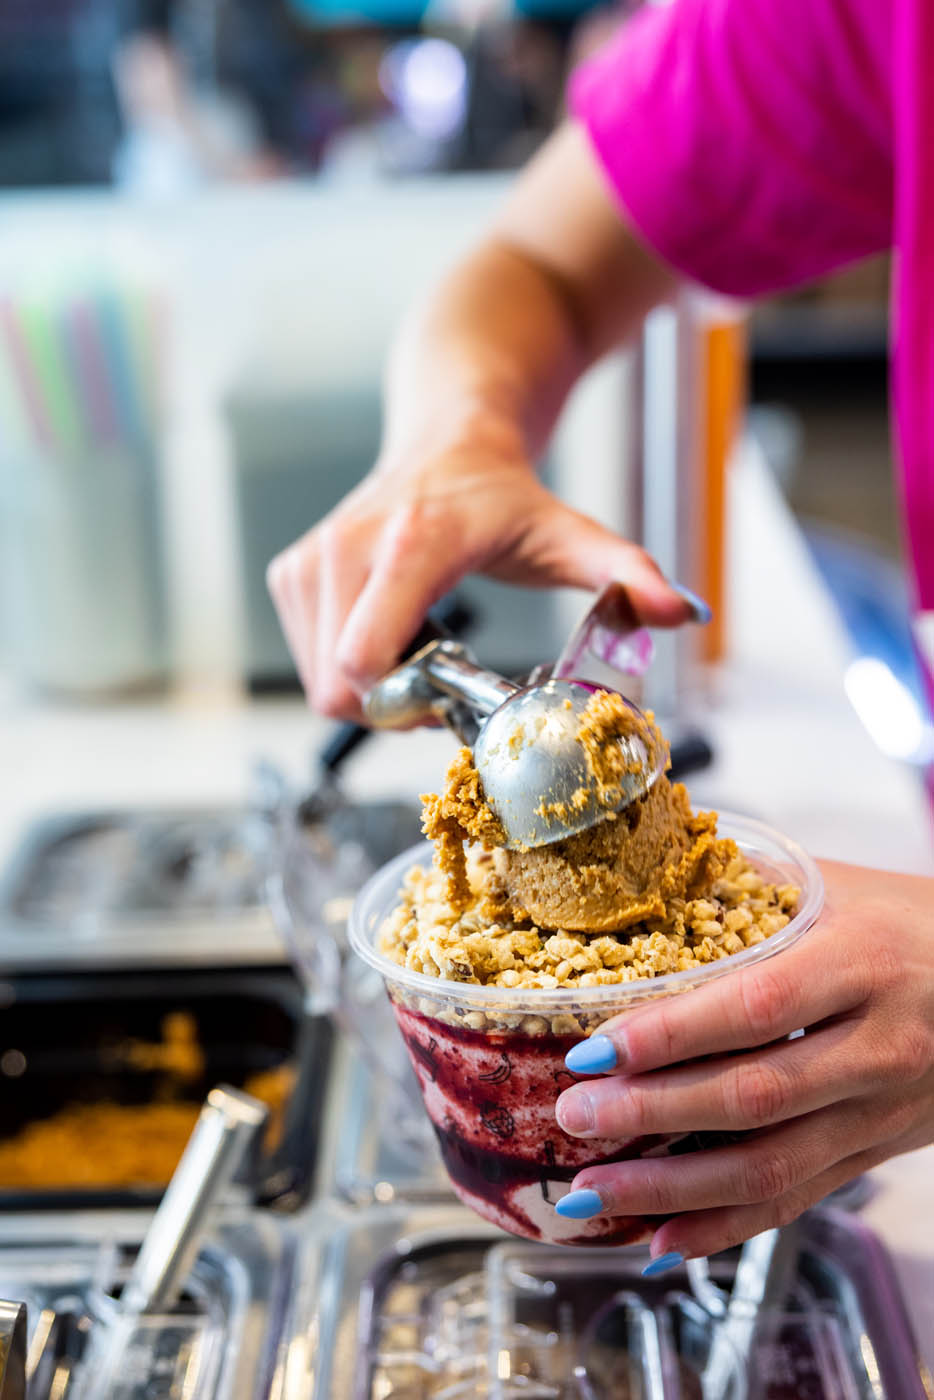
[0,1210,295,1400]
[0,968,330,1213]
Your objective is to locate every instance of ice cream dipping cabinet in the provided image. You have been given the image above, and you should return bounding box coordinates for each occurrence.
[0,791,930,1399]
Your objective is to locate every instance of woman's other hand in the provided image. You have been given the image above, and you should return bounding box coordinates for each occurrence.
[554,861,934,1265]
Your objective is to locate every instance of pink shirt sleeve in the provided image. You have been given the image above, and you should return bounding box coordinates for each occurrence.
[569,0,893,298]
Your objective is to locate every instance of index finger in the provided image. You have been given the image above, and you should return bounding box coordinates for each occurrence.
[337,503,461,690]
[571,914,870,1076]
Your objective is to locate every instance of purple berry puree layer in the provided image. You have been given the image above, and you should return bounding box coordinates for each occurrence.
[393,1001,674,1244]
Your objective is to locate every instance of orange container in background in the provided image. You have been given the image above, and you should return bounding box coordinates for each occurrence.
[698,310,747,664]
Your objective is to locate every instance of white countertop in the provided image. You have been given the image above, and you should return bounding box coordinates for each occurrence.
[2,439,933,1366]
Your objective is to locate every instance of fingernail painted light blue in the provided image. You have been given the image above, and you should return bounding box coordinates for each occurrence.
[565,1035,617,1074]
[555,1189,604,1220]
[641,1252,685,1277]
[670,581,713,624]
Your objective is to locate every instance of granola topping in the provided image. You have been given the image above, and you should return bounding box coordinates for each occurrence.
[379,843,800,992]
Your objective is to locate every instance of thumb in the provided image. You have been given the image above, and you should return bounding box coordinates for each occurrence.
[528,498,712,628]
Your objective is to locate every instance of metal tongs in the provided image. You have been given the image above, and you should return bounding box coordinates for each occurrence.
[363,584,665,849]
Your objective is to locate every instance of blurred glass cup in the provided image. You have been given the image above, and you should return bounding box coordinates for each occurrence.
[1,440,167,695]
[271,793,434,1159]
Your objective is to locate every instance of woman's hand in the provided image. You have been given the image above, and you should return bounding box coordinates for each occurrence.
[267,124,694,720]
[554,860,934,1265]
[266,426,700,720]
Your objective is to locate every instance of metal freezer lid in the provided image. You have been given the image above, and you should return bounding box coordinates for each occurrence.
[275,1202,499,1400]
[0,967,331,1214]
[0,791,424,974]
[0,809,284,971]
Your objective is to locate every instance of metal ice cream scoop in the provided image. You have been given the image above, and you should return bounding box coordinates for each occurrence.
[363,610,665,849]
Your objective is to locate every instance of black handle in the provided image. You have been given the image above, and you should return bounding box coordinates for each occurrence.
[316,594,476,779]
[667,731,714,781]
[409,594,474,649]
[317,721,372,775]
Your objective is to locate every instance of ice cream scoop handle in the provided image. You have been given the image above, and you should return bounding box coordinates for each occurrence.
[119,1086,267,1315]
[422,649,518,716]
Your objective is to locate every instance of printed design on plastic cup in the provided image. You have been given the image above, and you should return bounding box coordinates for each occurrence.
[479,1103,516,1140]
[410,1034,440,1081]
[478,1051,513,1085]
[553,1068,583,1089]
[540,1139,558,1202]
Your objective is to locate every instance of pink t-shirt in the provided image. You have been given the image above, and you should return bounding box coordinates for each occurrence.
[570,0,934,643]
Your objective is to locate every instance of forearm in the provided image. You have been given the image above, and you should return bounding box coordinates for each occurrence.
[379,122,679,468]
[268,124,690,720]
[382,239,586,465]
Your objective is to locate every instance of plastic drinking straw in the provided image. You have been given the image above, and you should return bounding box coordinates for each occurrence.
[123,288,158,438]
[0,326,32,459]
[19,297,84,454]
[149,292,168,426]
[57,302,94,451]
[0,298,55,452]
[67,299,118,447]
[96,286,147,449]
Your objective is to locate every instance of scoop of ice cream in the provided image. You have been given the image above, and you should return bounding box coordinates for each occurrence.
[419,690,735,934]
[492,777,735,933]
[421,746,507,911]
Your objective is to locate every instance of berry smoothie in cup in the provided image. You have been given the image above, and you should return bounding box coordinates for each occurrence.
[349,695,823,1245]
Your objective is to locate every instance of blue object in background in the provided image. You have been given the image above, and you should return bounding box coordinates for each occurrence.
[804,524,923,707]
[804,524,934,763]
[514,0,602,17]
[288,0,601,27]
[288,0,429,27]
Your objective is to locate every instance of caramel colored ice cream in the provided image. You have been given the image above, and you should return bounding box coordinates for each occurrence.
[493,779,730,934]
[421,745,506,911]
[530,689,665,833]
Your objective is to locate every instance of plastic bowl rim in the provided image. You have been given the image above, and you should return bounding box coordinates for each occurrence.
[347,810,825,1010]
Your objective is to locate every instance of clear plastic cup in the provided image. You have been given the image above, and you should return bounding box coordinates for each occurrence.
[349,812,823,1246]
